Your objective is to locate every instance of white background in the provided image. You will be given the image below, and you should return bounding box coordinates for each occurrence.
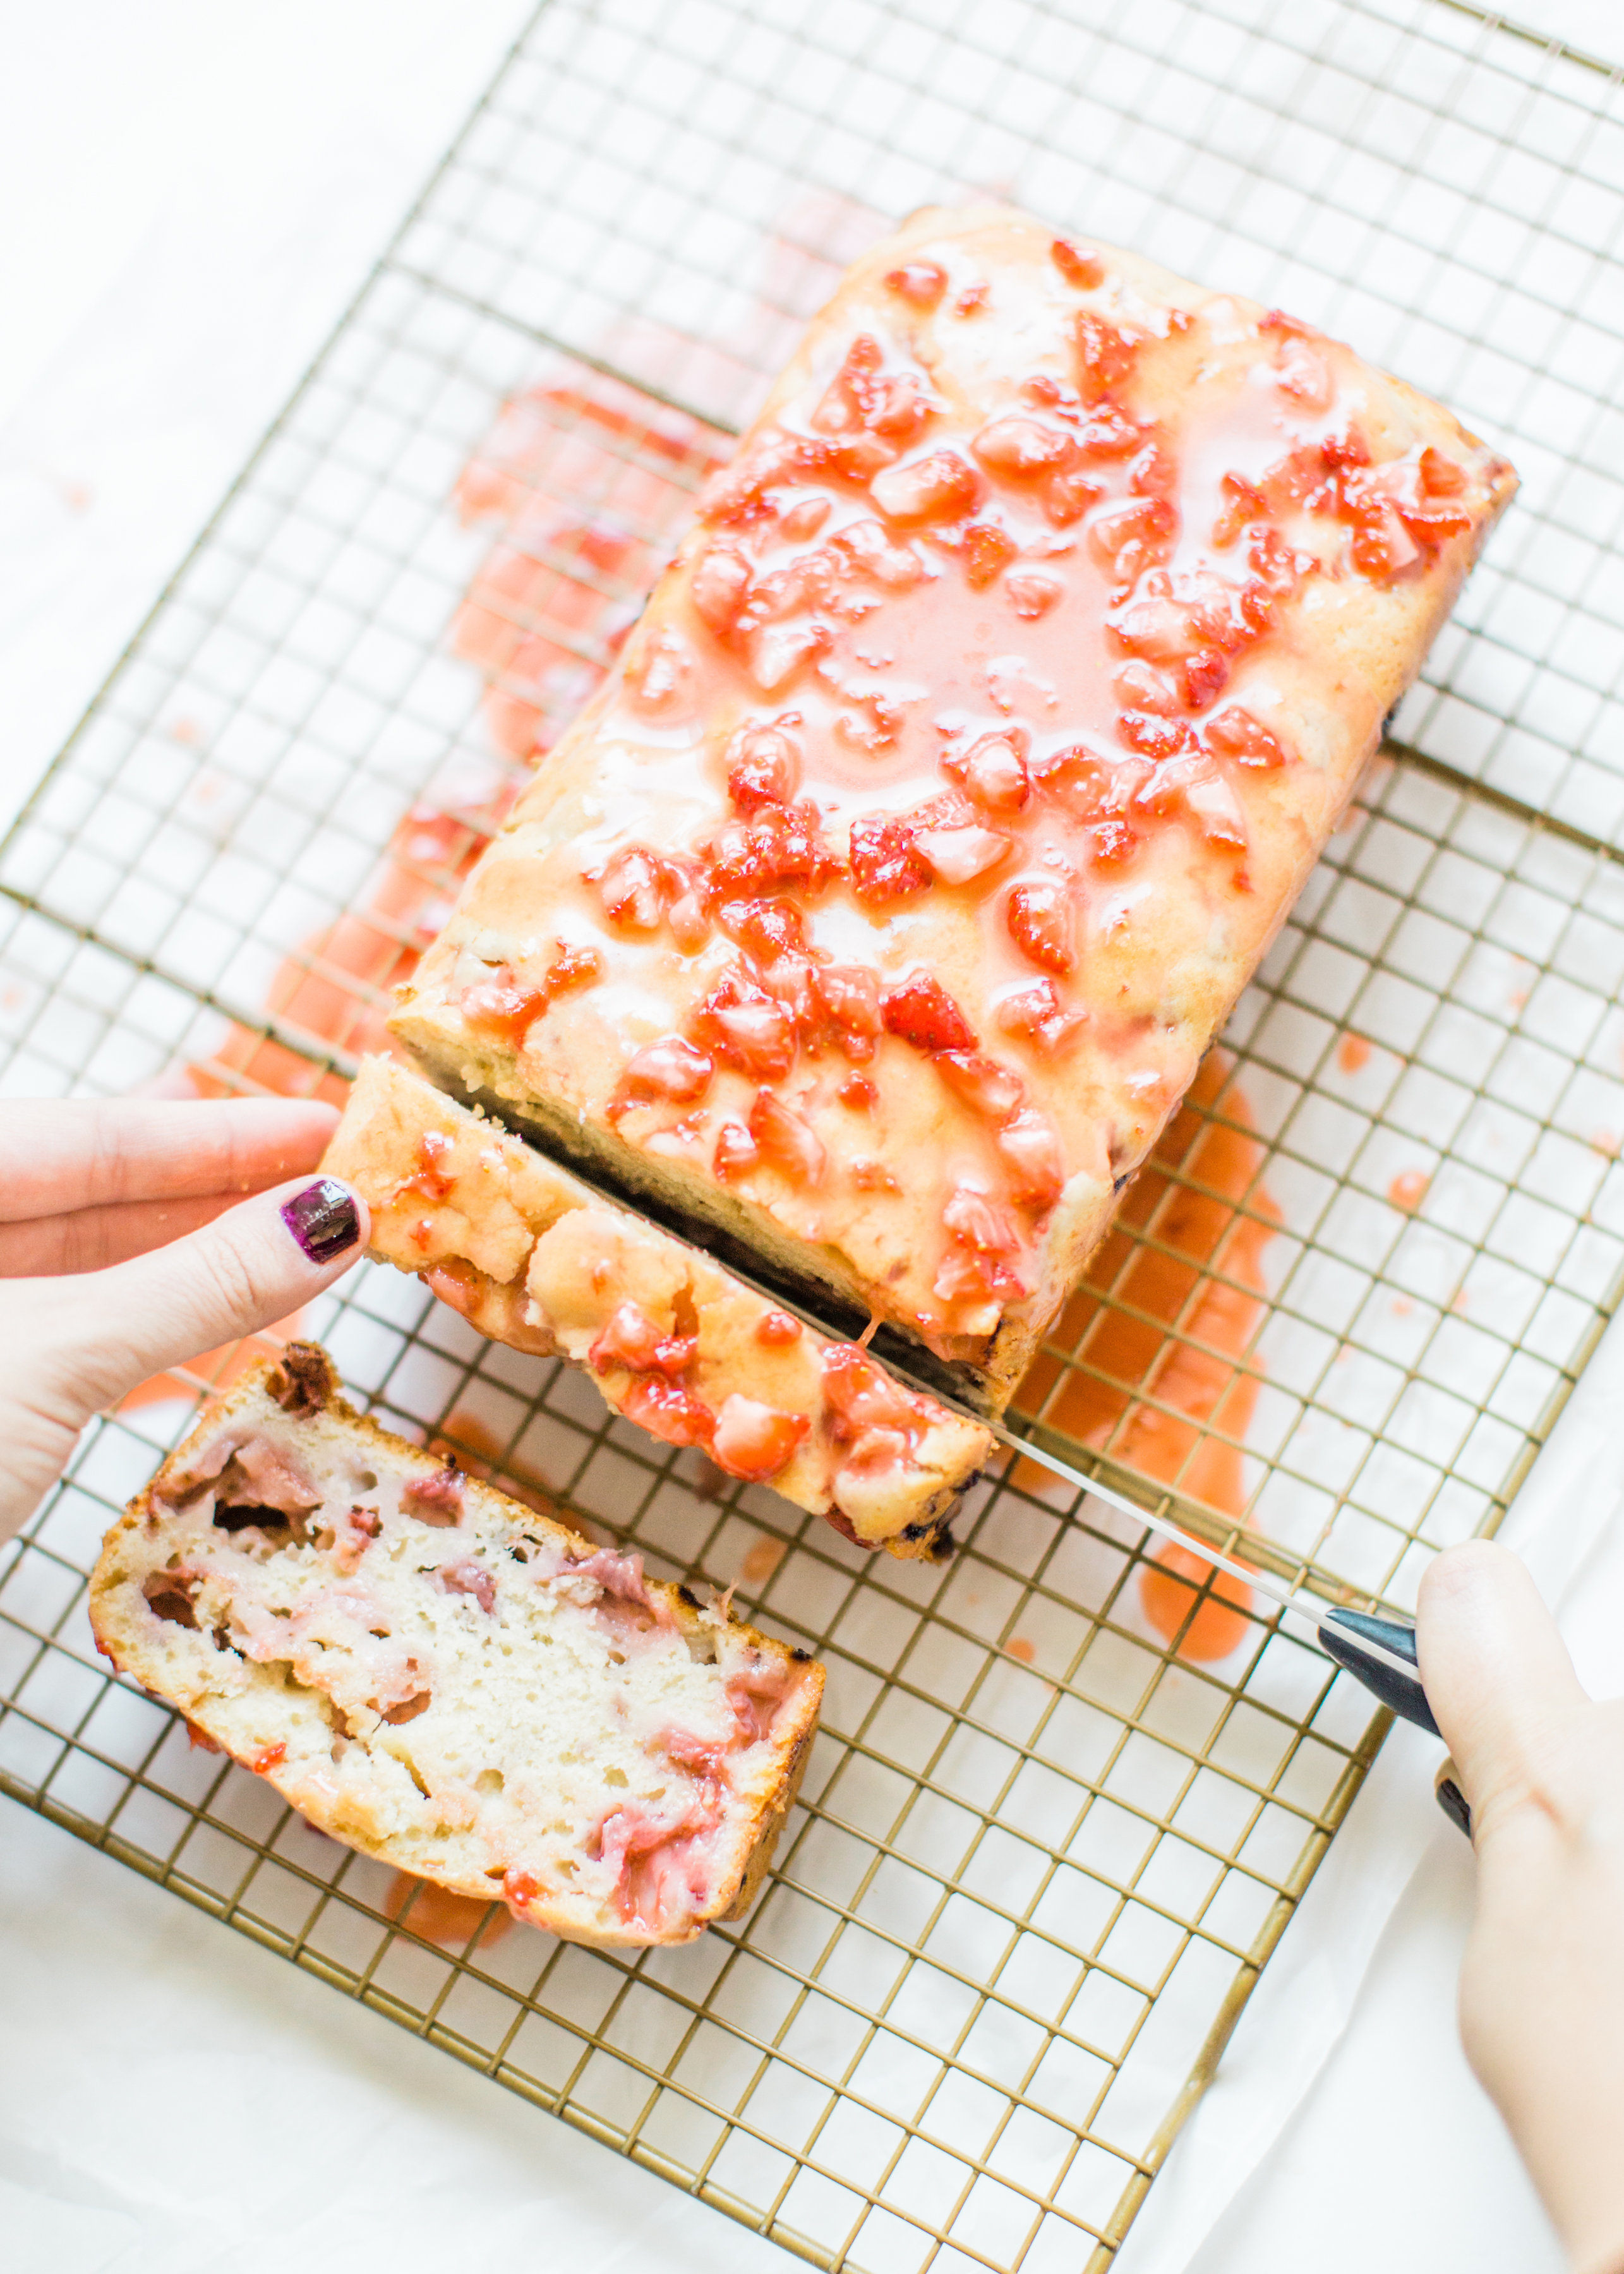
[1,4,1620,2269]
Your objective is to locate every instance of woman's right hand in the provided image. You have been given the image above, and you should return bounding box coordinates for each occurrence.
[1419,1539,1624,2274]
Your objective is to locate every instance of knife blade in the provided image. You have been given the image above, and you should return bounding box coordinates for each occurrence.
[980,1407,1438,1735]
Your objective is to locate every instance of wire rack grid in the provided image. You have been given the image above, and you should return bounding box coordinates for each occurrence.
[0,1,1621,2267]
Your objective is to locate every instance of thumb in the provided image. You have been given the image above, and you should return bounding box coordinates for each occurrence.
[32,1174,369,1426]
[1417,1539,1588,1831]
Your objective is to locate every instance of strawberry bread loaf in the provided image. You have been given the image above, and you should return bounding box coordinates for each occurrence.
[390,202,1515,1414]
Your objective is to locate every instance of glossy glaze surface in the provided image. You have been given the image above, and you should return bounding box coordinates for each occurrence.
[395,206,1514,1388]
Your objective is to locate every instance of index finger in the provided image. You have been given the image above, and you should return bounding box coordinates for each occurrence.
[0,1097,341,1221]
[1417,1539,1589,1819]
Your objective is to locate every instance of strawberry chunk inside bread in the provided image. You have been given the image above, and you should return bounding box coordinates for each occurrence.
[390,202,1515,1413]
[90,1344,823,1947]
[323,1056,992,1559]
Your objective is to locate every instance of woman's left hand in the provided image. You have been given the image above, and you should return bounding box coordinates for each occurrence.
[0,1094,369,1542]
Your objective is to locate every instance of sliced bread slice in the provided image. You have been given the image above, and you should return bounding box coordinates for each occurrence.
[89,1342,823,1948]
[323,1054,993,1558]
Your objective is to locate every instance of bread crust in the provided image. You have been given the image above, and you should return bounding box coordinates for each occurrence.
[390,202,1516,1411]
[90,1344,824,1948]
[323,1056,992,1557]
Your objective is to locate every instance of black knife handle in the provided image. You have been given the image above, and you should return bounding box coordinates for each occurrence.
[1318,1606,1441,1739]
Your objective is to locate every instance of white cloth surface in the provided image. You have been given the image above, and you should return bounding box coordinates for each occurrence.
[4,4,1624,2270]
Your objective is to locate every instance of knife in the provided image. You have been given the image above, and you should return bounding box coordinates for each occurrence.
[973,1406,1476,1834]
[953,1404,1438,1735]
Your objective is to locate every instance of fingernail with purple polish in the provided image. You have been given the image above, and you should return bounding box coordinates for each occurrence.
[281,1179,361,1265]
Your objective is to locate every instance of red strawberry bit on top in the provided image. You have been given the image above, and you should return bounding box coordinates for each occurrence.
[881,972,975,1056]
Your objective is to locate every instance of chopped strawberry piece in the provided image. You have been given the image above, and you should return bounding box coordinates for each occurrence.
[1395,502,1473,543]
[997,1110,1065,1209]
[250,1742,287,1774]
[755,1309,802,1344]
[620,1034,714,1104]
[814,963,883,1054]
[1114,658,1181,717]
[1006,881,1074,973]
[778,496,831,541]
[971,415,1075,478]
[848,814,930,905]
[714,896,807,961]
[1107,588,1192,661]
[694,977,795,1080]
[995,979,1086,1054]
[726,722,801,812]
[1211,472,1265,548]
[1129,442,1177,495]
[745,619,833,695]
[935,1049,1026,1121]
[459,968,547,1049]
[870,450,984,525]
[1319,430,1371,472]
[1051,238,1105,289]
[810,334,881,435]
[932,1243,1027,1304]
[1247,526,1309,597]
[1419,446,1467,497]
[622,1375,716,1448]
[711,1394,811,1481]
[1350,503,1421,579]
[944,728,1030,812]
[1071,405,1145,460]
[624,627,694,711]
[404,1129,456,1202]
[758,952,817,1034]
[1088,496,1177,581]
[1032,743,1114,821]
[402,1465,464,1525]
[913,823,1012,884]
[699,433,815,526]
[884,262,947,306]
[812,335,931,447]
[943,1183,1021,1252]
[1074,311,1140,398]
[1042,469,1104,526]
[838,1072,877,1110]
[882,972,976,1054]
[1205,707,1290,767]
[690,543,754,635]
[590,845,681,932]
[1117,709,1194,761]
[961,522,1018,589]
[1275,337,1332,410]
[1005,573,1062,618]
[713,1122,759,1180]
[437,1557,497,1616]
[589,1300,697,1377]
[821,1344,919,1437]
[504,1868,543,1908]
[749,1089,826,1185]
[829,518,925,588]
[954,282,989,316]
[702,802,839,898]
[1181,648,1230,711]
[1090,817,1142,867]
[1184,773,1249,854]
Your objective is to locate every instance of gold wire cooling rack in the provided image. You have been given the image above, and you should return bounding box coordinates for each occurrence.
[3,2,1623,2266]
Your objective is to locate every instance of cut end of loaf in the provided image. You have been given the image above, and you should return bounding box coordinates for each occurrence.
[323,1054,994,1559]
[90,1345,823,1948]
